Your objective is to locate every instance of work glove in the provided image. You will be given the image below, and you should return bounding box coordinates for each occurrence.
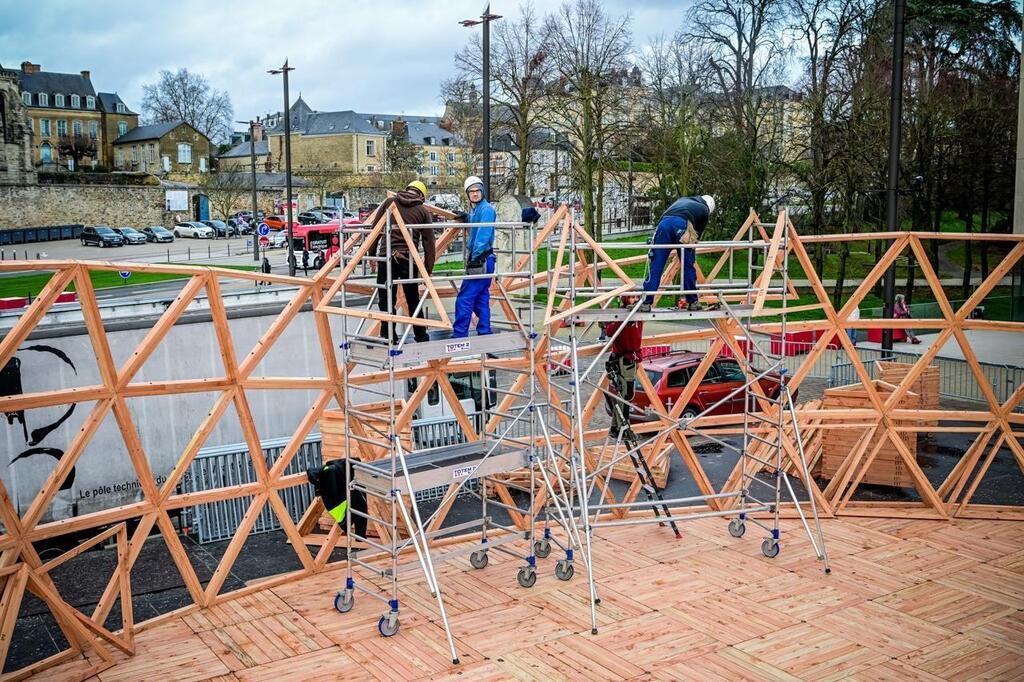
[522,207,541,224]
[454,211,470,223]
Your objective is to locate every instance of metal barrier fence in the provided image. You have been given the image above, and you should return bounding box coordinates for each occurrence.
[183,434,323,544]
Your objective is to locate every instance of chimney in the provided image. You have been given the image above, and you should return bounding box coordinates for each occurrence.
[392,120,407,138]
[80,70,91,80]
[252,122,264,142]
[20,62,40,74]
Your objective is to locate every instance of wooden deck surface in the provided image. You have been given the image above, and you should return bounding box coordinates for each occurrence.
[40,517,1024,681]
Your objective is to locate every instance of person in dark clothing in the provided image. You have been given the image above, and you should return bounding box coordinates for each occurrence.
[260,256,272,285]
[313,249,325,269]
[370,181,437,343]
[641,195,716,311]
[301,247,310,275]
[602,295,644,438]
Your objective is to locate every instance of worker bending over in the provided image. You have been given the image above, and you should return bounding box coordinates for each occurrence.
[603,295,644,438]
[452,176,496,337]
[641,195,716,311]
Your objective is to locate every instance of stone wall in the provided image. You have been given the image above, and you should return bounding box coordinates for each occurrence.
[0,183,278,229]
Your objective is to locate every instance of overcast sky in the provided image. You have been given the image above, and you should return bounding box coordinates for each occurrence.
[2,0,690,132]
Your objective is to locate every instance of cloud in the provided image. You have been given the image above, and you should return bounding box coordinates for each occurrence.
[2,0,692,131]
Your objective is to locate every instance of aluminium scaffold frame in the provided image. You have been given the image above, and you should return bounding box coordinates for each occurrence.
[538,207,831,634]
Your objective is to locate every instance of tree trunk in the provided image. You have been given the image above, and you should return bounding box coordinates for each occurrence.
[833,242,849,308]
[961,208,974,300]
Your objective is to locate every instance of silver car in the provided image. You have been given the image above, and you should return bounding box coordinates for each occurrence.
[173,222,214,239]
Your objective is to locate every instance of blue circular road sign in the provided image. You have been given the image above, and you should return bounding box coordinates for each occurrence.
[118,271,131,280]
[257,222,270,237]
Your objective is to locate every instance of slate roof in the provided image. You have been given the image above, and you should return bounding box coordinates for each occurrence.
[264,102,465,146]
[112,121,187,144]
[17,69,96,101]
[97,92,135,115]
[219,138,270,158]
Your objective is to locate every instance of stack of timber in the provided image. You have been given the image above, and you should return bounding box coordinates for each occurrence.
[877,360,940,428]
[819,381,921,488]
[610,443,671,488]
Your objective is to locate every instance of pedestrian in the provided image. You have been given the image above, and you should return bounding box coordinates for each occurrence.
[894,294,921,344]
[314,249,325,269]
[452,176,496,338]
[301,247,310,275]
[369,180,436,343]
[641,195,716,312]
[260,256,272,285]
[602,294,643,439]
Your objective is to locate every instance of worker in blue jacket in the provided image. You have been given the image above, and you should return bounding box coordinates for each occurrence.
[452,176,497,337]
[641,195,716,311]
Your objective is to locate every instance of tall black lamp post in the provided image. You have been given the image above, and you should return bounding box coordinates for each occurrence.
[460,4,502,199]
[269,60,296,276]
[881,0,906,355]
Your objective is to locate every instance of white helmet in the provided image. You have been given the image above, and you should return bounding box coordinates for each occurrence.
[464,176,484,194]
[701,195,716,214]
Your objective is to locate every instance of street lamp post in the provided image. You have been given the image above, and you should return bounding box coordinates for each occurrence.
[237,119,261,262]
[461,5,502,199]
[269,60,296,276]
[881,0,906,355]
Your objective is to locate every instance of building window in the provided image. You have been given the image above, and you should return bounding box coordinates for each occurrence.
[118,121,128,136]
[22,92,31,105]
[447,152,455,163]
[89,121,98,139]
[131,145,138,164]
[366,165,375,172]
[86,95,95,109]
[162,155,170,172]
[177,143,192,164]
[40,119,51,136]
[199,157,207,172]
[365,139,376,156]
[429,151,437,162]
[116,103,126,113]
[73,120,82,136]
[115,148,123,167]
[446,165,455,176]
[148,144,156,162]
[71,95,80,108]
[39,93,49,107]
[56,120,67,136]
[40,143,52,162]
[430,165,439,176]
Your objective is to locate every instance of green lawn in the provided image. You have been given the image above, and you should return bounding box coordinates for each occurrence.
[0,264,258,299]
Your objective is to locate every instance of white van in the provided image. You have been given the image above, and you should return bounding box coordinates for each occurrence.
[407,370,497,448]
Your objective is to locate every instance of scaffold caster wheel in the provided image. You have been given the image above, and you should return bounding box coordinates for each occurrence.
[334,591,354,613]
[378,614,400,637]
[534,538,552,558]
[517,566,537,588]
[761,538,780,559]
[728,518,746,538]
[555,560,574,581]
[470,550,489,569]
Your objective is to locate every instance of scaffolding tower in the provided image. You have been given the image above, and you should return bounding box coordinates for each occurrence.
[539,208,831,634]
[319,205,561,664]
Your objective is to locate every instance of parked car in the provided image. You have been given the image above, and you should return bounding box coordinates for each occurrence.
[111,227,148,245]
[227,218,253,235]
[310,206,342,220]
[173,222,214,239]
[80,226,125,248]
[264,215,297,230]
[268,230,288,248]
[628,351,794,420]
[232,210,265,222]
[428,193,463,212]
[142,226,174,243]
[202,220,236,237]
[357,204,379,222]
[297,211,329,225]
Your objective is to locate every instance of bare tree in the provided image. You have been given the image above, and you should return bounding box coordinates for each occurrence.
[545,0,633,239]
[454,3,555,196]
[57,134,98,169]
[439,77,484,182]
[141,69,233,144]
[202,169,250,220]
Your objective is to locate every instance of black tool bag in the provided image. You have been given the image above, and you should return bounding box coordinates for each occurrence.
[306,459,367,537]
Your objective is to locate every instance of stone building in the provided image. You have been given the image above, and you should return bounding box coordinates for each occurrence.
[112,120,211,178]
[0,64,35,185]
[15,61,138,169]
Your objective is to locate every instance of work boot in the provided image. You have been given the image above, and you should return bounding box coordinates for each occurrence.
[686,301,705,312]
[639,303,652,313]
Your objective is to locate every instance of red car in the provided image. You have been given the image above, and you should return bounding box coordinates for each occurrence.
[629,351,793,420]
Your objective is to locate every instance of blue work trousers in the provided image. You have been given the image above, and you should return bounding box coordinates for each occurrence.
[453,254,496,337]
[642,223,697,304]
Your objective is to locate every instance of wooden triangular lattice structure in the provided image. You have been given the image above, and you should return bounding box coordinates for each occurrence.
[0,205,1020,675]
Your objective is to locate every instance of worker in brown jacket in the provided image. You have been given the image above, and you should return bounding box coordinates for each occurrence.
[371,180,436,343]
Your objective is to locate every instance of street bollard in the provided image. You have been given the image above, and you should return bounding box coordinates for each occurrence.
[208,245,211,258]
[188,247,191,260]
[227,241,231,257]
[24,250,28,260]
[167,249,170,263]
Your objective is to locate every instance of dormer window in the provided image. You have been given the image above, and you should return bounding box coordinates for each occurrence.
[39,93,49,106]
[22,92,31,105]
[71,95,80,108]
[116,103,126,113]
[86,95,95,109]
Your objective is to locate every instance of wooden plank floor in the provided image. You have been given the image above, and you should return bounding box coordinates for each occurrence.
[39,517,1024,681]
